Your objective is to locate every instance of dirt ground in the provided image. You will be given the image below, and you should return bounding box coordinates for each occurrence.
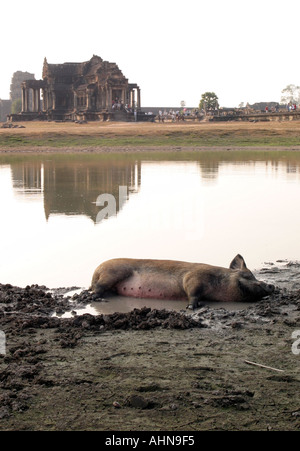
[1,119,300,138]
[2,120,300,153]
[1,262,300,431]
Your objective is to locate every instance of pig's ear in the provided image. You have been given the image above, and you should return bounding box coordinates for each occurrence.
[230,254,247,270]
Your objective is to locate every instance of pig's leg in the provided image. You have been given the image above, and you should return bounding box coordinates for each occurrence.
[93,276,122,299]
[91,265,133,299]
[186,296,201,310]
[183,272,204,310]
[93,282,109,298]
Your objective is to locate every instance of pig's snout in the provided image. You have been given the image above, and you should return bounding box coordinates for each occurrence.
[261,282,275,294]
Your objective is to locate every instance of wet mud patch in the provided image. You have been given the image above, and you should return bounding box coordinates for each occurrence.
[1,261,300,430]
[255,259,300,291]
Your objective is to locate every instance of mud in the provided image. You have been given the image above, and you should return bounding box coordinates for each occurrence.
[1,262,300,430]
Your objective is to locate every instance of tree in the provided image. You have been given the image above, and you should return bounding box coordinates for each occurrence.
[199,92,219,111]
[281,84,300,105]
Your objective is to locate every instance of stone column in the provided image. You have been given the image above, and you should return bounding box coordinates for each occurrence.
[74,92,78,110]
[25,88,30,112]
[87,90,91,110]
[131,90,135,108]
[36,89,40,112]
[48,91,52,109]
[122,89,126,105]
[137,88,141,109]
[104,87,107,109]
[33,89,37,112]
[110,87,113,110]
[101,88,105,109]
[107,87,112,111]
[52,91,56,110]
[21,86,26,112]
[42,89,47,111]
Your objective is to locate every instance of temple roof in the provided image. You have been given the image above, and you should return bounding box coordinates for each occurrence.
[42,55,127,83]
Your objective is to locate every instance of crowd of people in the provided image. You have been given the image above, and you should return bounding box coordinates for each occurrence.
[111,98,124,111]
[265,103,298,113]
[111,98,138,114]
[287,102,298,111]
[157,109,199,122]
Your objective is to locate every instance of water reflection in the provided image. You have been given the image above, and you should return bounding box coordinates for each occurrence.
[12,162,43,194]
[11,158,141,222]
[2,151,300,289]
[200,160,220,182]
[6,152,300,224]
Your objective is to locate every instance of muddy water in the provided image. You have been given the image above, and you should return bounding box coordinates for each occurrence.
[58,287,249,317]
[1,151,300,314]
[90,296,252,315]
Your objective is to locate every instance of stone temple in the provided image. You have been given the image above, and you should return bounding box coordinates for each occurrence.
[11,55,153,122]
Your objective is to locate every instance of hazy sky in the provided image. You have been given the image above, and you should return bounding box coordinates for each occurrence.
[1,0,299,107]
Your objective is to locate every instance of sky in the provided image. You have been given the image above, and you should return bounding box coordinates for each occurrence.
[0,0,299,108]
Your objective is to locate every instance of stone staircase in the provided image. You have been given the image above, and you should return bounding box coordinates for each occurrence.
[112,110,133,122]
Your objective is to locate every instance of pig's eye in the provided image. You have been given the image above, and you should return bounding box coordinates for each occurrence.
[241,272,255,280]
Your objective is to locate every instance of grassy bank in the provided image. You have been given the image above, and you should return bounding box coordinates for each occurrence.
[1,121,300,149]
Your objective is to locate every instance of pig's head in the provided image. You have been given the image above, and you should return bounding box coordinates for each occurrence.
[229,254,275,301]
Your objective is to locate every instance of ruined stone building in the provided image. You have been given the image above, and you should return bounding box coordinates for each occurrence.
[0,71,35,121]
[10,71,35,103]
[12,55,153,122]
[0,100,11,122]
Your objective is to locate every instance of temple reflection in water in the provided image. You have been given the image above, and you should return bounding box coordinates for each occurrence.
[8,152,300,224]
[11,157,141,223]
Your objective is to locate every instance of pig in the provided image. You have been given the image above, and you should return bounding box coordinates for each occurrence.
[90,254,275,309]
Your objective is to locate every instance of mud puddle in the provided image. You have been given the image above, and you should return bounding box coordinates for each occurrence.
[254,259,300,291]
[57,294,249,318]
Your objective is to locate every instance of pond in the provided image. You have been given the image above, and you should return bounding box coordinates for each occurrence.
[1,150,300,299]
